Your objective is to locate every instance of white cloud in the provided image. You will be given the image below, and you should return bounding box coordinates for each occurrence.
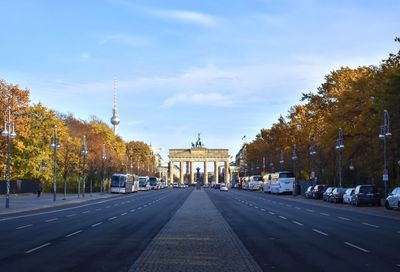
[99,34,153,47]
[162,92,234,108]
[149,9,219,27]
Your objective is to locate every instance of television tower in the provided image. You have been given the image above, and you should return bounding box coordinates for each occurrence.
[110,77,120,134]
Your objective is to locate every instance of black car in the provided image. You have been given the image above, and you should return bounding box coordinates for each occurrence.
[323,187,334,202]
[312,185,327,199]
[329,188,346,203]
[351,185,381,206]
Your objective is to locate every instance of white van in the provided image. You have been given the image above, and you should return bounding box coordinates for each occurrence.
[269,171,295,194]
[249,175,263,191]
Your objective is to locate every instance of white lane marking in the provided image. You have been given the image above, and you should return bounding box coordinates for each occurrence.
[254,206,259,209]
[313,229,328,236]
[66,230,82,237]
[339,216,351,221]
[82,210,90,214]
[295,207,301,210]
[292,221,304,226]
[127,201,131,203]
[320,213,330,216]
[261,208,266,211]
[16,224,33,230]
[279,203,283,205]
[108,216,117,221]
[45,218,58,223]
[130,209,136,212]
[362,222,379,228]
[105,206,111,209]
[121,212,127,216]
[95,208,102,211]
[344,242,370,253]
[0,194,131,222]
[66,214,76,217]
[396,264,400,267]
[25,242,51,254]
[279,216,287,220]
[306,209,314,212]
[286,204,292,207]
[268,211,275,215]
[137,207,142,210]
[113,204,118,206]
[91,222,103,227]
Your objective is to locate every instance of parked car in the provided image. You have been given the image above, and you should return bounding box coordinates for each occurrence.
[343,188,355,204]
[312,185,327,199]
[385,187,400,209]
[220,185,228,192]
[304,186,314,198]
[323,187,334,201]
[215,184,221,189]
[351,185,381,206]
[329,188,346,203]
[172,182,179,188]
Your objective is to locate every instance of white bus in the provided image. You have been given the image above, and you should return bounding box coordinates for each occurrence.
[269,171,295,194]
[110,174,139,193]
[138,176,150,191]
[249,175,263,191]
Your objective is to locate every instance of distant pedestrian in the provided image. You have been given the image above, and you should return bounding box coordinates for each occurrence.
[37,182,42,198]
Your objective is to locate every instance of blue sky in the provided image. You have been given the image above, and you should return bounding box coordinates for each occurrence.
[1,0,399,162]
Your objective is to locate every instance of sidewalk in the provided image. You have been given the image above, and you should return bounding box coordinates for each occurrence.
[129,189,262,272]
[0,192,119,216]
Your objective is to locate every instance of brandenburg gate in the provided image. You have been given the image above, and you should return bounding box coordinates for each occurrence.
[168,134,230,185]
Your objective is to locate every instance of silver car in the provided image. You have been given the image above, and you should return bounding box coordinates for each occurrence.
[385,187,400,209]
[343,188,355,204]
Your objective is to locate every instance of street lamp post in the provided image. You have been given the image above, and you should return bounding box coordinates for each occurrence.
[309,138,317,184]
[269,155,274,173]
[81,135,88,198]
[379,109,392,198]
[279,150,284,171]
[291,144,298,175]
[2,105,17,208]
[335,128,345,188]
[50,125,61,201]
[101,144,107,193]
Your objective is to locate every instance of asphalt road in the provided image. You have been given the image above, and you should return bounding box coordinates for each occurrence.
[0,188,192,272]
[206,189,400,272]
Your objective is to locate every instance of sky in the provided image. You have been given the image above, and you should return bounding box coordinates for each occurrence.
[0,0,399,164]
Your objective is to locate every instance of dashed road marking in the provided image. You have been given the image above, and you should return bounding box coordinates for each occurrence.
[95,208,102,211]
[121,212,127,216]
[91,222,103,227]
[45,218,58,223]
[137,207,142,210]
[313,229,328,236]
[292,221,304,226]
[339,216,350,221]
[279,216,287,220]
[306,209,314,212]
[268,211,275,215]
[362,222,379,228]
[261,208,266,211]
[320,213,329,216]
[108,216,117,221]
[25,242,51,254]
[286,204,292,207]
[66,214,76,217]
[130,209,136,212]
[344,242,370,253]
[66,230,82,237]
[295,207,301,210]
[105,206,111,209]
[16,224,33,230]
[254,206,259,209]
[82,210,90,214]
